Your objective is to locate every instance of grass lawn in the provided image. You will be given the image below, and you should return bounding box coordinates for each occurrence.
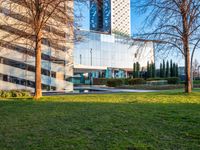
[0,91,200,150]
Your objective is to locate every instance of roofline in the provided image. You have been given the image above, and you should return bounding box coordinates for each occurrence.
[76,29,161,43]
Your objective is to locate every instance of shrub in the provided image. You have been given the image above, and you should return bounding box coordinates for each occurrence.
[146,80,168,85]
[123,78,130,85]
[106,79,123,87]
[167,77,180,84]
[0,90,31,98]
[193,80,200,85]
[93,78,108,85]
[128,78,146,85]
[21,91,31,97]
[146,78,163,81]
[180,81,185,84]
[0,91,12,98]
[146,77,180,85]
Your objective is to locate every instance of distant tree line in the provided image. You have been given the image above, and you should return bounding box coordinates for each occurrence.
[133,60,179,79]
[147,61,156,78]
[133,62,140,78]
[159,60,179,78]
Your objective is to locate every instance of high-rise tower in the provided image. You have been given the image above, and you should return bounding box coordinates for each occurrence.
[90,0,131,35]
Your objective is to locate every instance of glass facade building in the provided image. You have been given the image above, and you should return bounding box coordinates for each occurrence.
[74,30,154,76]
[90,0,131,35]
[90,0,111,33]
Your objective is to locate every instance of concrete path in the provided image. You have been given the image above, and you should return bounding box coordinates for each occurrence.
[74,86,158,93]
[43,86,159,96]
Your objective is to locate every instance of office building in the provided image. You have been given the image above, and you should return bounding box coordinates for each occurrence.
[73,0,153,83]
[90,0,131,35]
[74,30,154,80]
[0,1,74,92]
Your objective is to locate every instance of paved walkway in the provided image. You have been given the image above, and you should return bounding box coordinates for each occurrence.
[43,86,158,96]
[74,86,157,93]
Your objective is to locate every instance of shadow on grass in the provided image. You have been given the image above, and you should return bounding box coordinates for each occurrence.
[0,98,200,150]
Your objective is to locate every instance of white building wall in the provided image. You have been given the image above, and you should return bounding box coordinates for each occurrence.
[74,31,154,70]
[111,0,131,35]
[0,1,74,92]
[0,64,73,91]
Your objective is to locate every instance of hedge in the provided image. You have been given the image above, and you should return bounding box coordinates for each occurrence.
[93,78,108,85]
[0,90,31,98]
[167,77,180,84]
[128,78,146,85]
[94,78,129,86]
[106,79,123,87]
[94,77,180,87]
[147,77,180,84]
[146,78,164,81]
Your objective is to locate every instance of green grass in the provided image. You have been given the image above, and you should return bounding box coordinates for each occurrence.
[0,91,200,150]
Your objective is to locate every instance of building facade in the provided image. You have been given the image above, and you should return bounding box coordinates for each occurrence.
[0,1,74,92]
[90,0,131,35]
[74,30,154,79]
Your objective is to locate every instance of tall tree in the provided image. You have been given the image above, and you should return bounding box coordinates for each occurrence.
[136,62,140,78]
[0,0,86,99]
[176,64,179,77]
[166,60,169,77]
[152,63,156,78]
[160,63,163,78]
[170,60,173,77]
[147,61,150,78]
[162,60,166,78]
[135,0,200,93]
[173,63,176,77]
[192,59,199,79]
[191,59,199,87]
[133,62,136,78]
[149,63,152,78]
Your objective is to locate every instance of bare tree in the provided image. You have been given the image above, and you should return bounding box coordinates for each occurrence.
[134,0,200,93]
[0,0,88,99]
[192,59,199,80]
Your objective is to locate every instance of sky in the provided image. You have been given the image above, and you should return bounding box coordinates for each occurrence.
[75,0,142,35]
[74,0,199,67]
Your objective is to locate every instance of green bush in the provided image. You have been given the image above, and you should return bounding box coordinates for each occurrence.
[146,80,168,85]
[123,78,130,85]
[193,80,200,85]
[128,78,146,85]
[93,78,108,85]
[167,77,180,84]
[146,77,180,85]
[180,81,185,84]
[146,78,163,81]
[93,78,131,86]
[106,79,123,87]
[21,91,31,97]
[0,90,31,98]
[0,91,12,98]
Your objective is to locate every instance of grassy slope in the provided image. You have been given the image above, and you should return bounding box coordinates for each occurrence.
[0,92,200,150]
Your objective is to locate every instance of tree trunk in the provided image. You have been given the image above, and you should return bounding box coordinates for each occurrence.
[185,48,192,93]
[182,0,192,93]
[34,31,42,99]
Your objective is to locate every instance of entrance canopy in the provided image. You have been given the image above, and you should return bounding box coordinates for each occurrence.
[74,64,107,74]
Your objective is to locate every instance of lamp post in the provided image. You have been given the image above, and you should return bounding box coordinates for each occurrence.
[90,48,93,66]
[198,65,200,79]
[90,48,93,85]
[80,54,82,65]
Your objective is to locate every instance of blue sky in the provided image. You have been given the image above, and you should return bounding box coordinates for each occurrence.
[75,0,143,35]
